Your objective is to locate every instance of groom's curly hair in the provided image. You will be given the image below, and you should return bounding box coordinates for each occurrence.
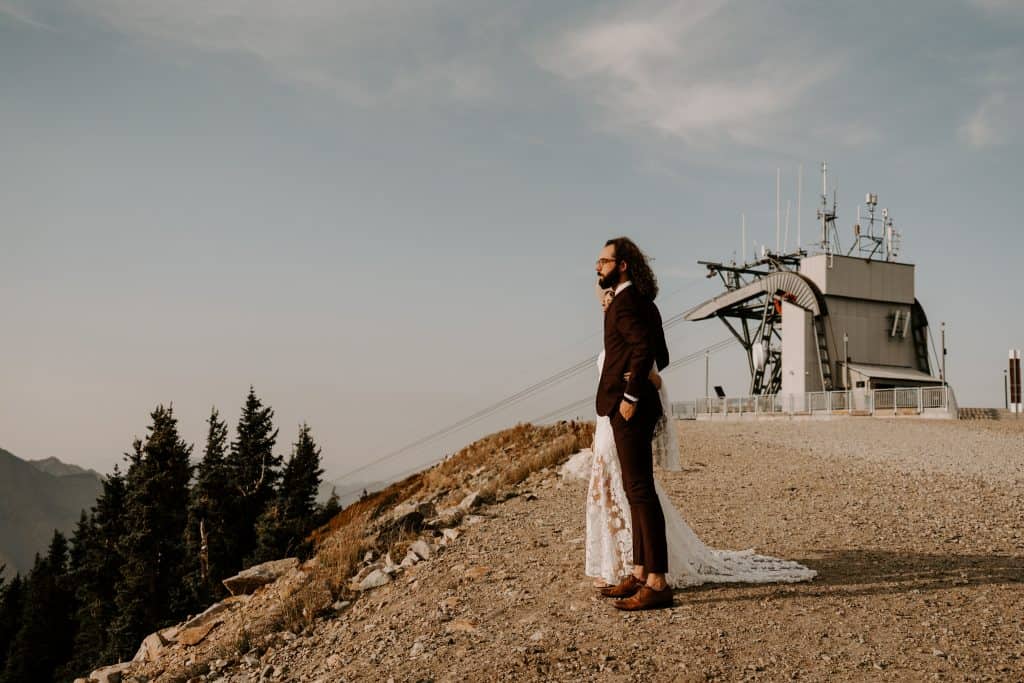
[606,236,659,300]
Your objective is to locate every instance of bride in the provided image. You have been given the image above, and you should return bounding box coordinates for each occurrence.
[566,287,816,590]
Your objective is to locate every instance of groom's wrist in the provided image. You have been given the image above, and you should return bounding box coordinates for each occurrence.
[623,393,638,404]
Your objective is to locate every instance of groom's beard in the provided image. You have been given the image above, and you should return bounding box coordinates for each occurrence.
[599,268,621,290]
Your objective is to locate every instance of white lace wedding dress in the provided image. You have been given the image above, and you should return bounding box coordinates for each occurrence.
[563,351,816,588]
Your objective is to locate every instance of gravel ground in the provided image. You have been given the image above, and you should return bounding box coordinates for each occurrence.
[687,417,1024,484]
[213,418,1024,682]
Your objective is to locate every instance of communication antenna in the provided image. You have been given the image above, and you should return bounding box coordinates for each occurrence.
[820,161,827,248]
[849,192,900,261]
[816,161,840,253]
[742,213,747,265]
[797,164,802,250]
[776,168,781,253]
[784,199,791,252]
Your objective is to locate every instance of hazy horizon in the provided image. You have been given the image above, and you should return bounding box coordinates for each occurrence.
[3,1,1022,491]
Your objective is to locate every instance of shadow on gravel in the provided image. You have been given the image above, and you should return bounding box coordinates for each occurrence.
[678,549,1024,604]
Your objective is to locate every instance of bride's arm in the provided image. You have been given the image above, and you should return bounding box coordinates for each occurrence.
[623,369,663,390]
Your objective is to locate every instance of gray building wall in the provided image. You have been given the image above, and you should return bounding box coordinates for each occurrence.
[781,300,822,396]
[797,253,922,387]
[800,254,915,304]
[822,298,919,373]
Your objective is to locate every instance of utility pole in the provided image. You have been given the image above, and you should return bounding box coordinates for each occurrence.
[705,350,710,398]
[1005,368,1010,410]
[843,331,850,390]
[940,322,947,386]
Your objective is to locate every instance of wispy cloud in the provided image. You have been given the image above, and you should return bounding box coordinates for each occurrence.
[959,46,1024,148]
[66,0,500,105]
[0,0,57,31]
[961,90,1022,148]
[538,1,844,150]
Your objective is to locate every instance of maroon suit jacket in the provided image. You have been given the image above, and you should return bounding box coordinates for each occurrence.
[596,284,669,418]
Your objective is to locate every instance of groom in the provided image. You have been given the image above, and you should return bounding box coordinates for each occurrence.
[595,237,672,611]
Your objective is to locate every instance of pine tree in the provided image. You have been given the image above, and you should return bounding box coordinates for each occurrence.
[313,486,342,529]
[252,423,324,562]
[185,408,233,606]
[250,502,287,564]
[224,387,281,569]
[0,574,25,676]
[108,405,193,660]
[280,423,324,525]
[64,467,128,675]
[0,532,76,683]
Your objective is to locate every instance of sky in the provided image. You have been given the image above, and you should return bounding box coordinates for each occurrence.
[3,0,1022,494]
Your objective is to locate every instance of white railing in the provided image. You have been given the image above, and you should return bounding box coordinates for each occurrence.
[672,385,956,420]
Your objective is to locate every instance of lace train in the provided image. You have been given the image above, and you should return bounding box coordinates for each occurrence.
[656,475,817,587]
[569,349,815,587]
[568,432,816,587]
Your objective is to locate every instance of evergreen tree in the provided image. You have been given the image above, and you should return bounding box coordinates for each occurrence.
[0,574,25,676]
[224,387,280,569]
[108,405,193,660]
[252,423,323,562]
[185,408,233,606]
[1,533,76,683]
[64,467,128,675]
[313,486,342,529]
[250,503,288,564]
[67,511,91,577]
[280,423,324,524]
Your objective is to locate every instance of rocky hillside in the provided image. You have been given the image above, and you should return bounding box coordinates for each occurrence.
[76,417,1024,682]
[76,421,594,683]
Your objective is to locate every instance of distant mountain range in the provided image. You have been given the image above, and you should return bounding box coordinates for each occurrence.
[0,446,382,577]
[24,456,101,479]
[0,448,103,577]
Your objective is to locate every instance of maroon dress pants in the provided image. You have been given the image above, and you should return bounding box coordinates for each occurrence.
[610,399,667,574]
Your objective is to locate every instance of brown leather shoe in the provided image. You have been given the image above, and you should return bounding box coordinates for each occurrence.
[599,574,645,598]
[612,585,673,611]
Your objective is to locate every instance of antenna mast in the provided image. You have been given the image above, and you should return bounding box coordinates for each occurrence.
[816,161,840,254]
[742,213,747,265]
[849,192,901,261]
[776,168,781,253]
[797,164,802,249]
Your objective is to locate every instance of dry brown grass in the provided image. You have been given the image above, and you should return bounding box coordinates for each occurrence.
[305,420,595,600]
[496,432,581,490]
[313,508,373,596]
[419,421,594,497]
[277,576,334,634]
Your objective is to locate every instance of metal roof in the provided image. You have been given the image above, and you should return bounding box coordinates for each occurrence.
[845,362,939,383]
[683,270,825,321]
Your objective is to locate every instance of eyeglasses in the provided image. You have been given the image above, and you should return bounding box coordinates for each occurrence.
[595,258,617,267]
